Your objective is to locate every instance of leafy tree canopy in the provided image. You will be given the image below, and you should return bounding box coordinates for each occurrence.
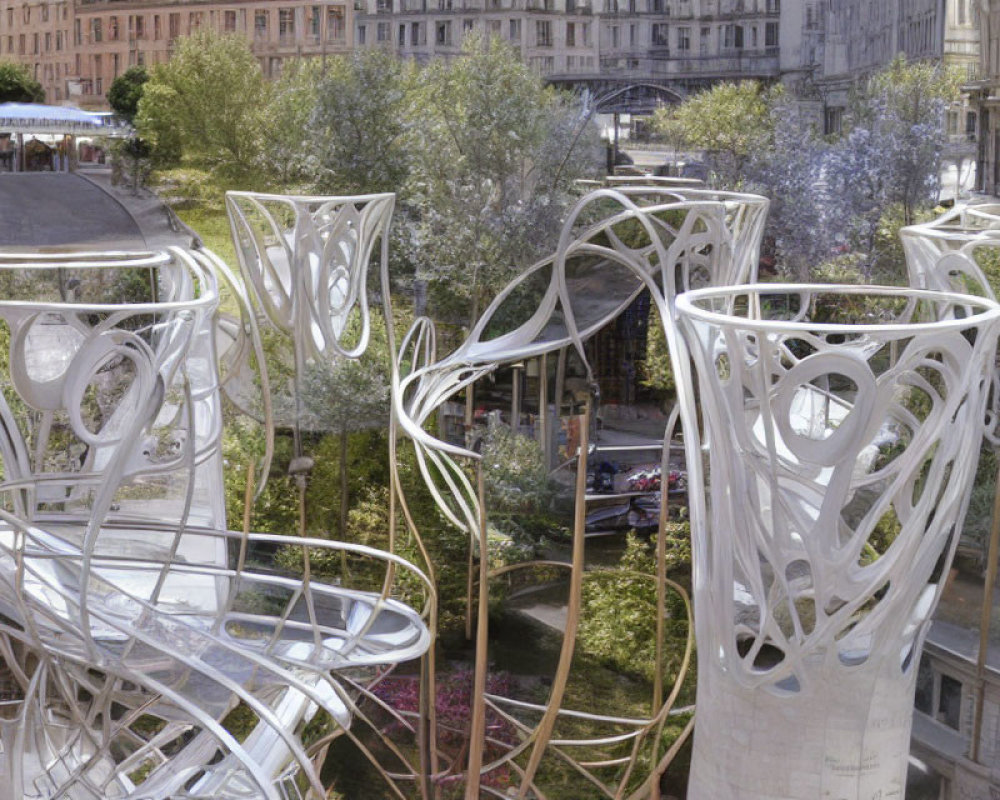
[408,34,603,327]
[0,61,44,103]
[107,66,148,121]
[651,80,783,186]
[136,30,270,176]
[308,49,415,195]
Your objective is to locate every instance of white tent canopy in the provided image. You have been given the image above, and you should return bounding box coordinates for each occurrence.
[0,102,129,135]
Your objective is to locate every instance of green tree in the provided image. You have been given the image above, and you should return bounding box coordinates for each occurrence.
[0,61,43,103]
[288,315,392,539]
[652,80,783,187]
[408,34,602,328]
[107,66,148,122]
[640,304,675,399]
[135,30,270,176]
[260,58,322,186]
[307,49,414,194]
[578,526,691,683]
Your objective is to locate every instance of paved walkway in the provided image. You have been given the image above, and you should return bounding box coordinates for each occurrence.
[0,172,143,249]
[0,168,194,251]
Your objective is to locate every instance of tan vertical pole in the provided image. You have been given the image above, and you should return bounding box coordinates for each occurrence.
[971,461,1000,762]
[511,364,521,433]
[539,354,549,466]
[464,463,492,799]
[516,397,591,798]
[555,347,567,417]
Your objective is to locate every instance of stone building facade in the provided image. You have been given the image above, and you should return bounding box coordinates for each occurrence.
[820,0,978,136]
[969,0,1000,194]
[355,0,803,100]
[0,0,352,108]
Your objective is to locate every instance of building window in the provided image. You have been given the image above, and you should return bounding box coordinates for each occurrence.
[509,19,520,40]
[224,10,237,32]
[765,21,777,47]
[376,21,390,41]
[169,13,181,39]
[108,16,119,41]
[948,110,959,136]
[958,0,967,25]
[677,26,689,51]
[824,106,843,136]
[279,8,295,41]
[357,24,366,44]
[90,19,101,43]
[411,21,423,44]
[915,656,934,715]
[96,77,102,94]
[132,16,145,39]
[44,32,50,51]
[463,18,474,33]
[398,23,405,45]
[154,15,161,39]
[254,10,268,39]
[435,20,451,45]
[327,7,345,40]
[536,20,552,46]
[723,23,743,49]
[938,674,963,730]
[310,7,321,37]
[766,0,778,11]
[967,111,978,137]
[610,25,619,48]
[651,23,669,47]
[566,22,575,46]
[487,19,501,36]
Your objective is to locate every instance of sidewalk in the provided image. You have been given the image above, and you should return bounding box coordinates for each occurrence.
[0,171,145,249]
[76,165,198,251]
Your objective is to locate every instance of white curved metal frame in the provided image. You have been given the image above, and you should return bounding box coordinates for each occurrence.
[385,186,768,798]
[673,283,1000,799]
[0,247,431,800]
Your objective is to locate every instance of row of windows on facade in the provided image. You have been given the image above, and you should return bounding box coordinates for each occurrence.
[1,2,69,27]
[843,16,941,71]
[376,0,778,14]
[62,7,347,47]
[360,17,777,48]
[67,48,291,94]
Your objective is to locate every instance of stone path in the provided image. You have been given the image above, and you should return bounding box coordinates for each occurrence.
[0,169,195,251]
[0,172,143,249]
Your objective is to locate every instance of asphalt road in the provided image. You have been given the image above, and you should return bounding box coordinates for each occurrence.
[0,173,144,249]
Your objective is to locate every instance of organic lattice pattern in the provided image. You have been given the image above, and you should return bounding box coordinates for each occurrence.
[387,187,769,798]
[0,248,431,799]
[901,202,1000,446]
[226,192,393,363]
[674,284,1000,799]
